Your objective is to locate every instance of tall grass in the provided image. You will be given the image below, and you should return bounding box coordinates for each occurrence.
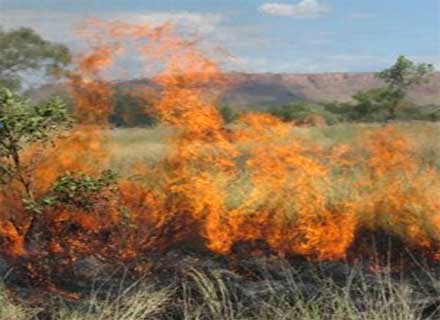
[106,122,440,174]
[0,284,39,320]
[46,280,170,320]
[2,258,439,319]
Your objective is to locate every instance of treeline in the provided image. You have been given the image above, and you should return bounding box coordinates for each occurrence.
[220,100,440,126]
[220,56,438,125]
[1,26,438,128]
[54,55,440,128]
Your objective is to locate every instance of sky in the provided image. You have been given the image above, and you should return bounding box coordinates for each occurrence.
[0,0,439,76]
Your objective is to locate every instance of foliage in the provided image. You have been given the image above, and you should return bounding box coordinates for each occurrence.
[270,101,341,124]
[321,101,353,121]
[320,56,436,122]
[0,27,71,90]
[39,170,118,212]
[378,55,435,94]
[219,105,239,123]
[397,104,440,122]
[366,55,434,121]
[0,88,71,199]
[350,88,394,121]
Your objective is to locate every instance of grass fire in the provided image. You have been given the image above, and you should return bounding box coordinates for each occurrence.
[0,11,440,320]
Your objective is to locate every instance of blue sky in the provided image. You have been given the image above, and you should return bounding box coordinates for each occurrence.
[0,0,439,74]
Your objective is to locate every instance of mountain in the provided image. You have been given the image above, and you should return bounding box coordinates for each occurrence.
[219,72,440,108]
[27,72,440,109]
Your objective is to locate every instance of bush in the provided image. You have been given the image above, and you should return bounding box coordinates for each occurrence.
[0,88,71,196]
[219,105,239,123]
[397,104,440,121]
[39,170,119,212]
[270,102,341,125]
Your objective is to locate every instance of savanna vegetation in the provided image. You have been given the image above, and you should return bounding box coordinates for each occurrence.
[0,23,439,320]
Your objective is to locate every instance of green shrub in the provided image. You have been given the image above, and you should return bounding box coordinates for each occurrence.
[0,88,71,198]
[270,101,342,125]
[219,105,239,123]
[38,170,119,212]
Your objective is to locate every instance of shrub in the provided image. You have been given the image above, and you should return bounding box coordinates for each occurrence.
[219,105,239,123]
[0,88,71,198]
[270,102,341,125]
[39,170,119,212]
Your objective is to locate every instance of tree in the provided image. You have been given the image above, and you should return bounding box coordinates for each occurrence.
[0,88,71,202]
[0,27,71,90]
[351,88,394,121]
[376,55,434,120]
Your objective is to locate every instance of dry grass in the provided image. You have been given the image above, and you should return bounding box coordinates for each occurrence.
[106,122,440,174]
[0,284,40,320]
[2,122,439,319]
[51,283,170,320]
[2,259,439,320]
[105,126,176,175]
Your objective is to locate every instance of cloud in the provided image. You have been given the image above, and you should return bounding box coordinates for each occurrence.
[0,9,269,80]
[0,9,224,44]
[110,12,224,34]
[240,54,394,74]
[258,0,330,18]
[0,10,223,80]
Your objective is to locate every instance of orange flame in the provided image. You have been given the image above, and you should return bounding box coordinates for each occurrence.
[0,20,439,285]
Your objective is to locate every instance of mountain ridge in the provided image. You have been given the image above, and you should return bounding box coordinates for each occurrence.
[28,72,440,109]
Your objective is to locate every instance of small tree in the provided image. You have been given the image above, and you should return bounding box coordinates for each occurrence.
[0,27,71,90]
[376,55,434,120]
[0,88,71,201]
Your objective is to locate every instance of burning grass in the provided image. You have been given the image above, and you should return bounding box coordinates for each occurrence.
[0,20,440,313]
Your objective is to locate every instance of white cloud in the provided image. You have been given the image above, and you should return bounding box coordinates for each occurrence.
[0,9,269,81]
[0,9,224,45]
[110,12,224,34]
[240,54,394,74]
[258,0,330,18]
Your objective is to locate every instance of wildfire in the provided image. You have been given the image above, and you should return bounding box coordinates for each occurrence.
[0,20,439,290]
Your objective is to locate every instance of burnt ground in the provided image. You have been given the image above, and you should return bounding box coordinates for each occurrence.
[1,231,440,319]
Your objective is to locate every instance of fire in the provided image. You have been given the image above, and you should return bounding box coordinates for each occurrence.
[0,20,439,290]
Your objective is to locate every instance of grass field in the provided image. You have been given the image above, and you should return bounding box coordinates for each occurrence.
[106,122,440,174]
[2,121,440,319]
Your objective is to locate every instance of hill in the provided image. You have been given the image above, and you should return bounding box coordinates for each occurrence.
[27,72,440,109]
[220,72,440,108]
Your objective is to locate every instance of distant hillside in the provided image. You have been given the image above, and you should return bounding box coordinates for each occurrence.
[221,72,440,108]
[27,72,440,109]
